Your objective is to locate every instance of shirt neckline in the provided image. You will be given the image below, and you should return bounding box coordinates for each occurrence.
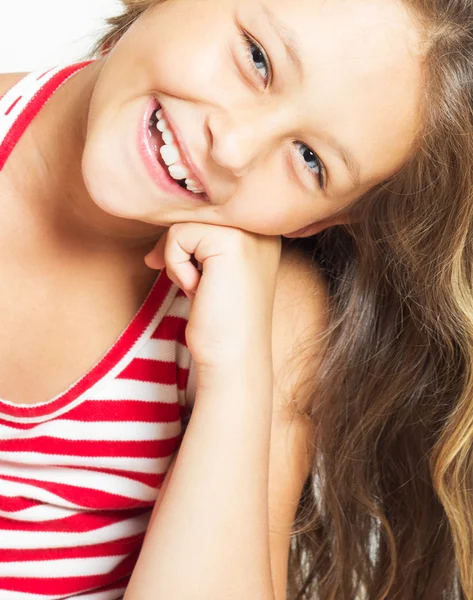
[0,270,176,421]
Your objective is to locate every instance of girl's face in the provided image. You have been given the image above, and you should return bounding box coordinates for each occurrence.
[83,0,423,237]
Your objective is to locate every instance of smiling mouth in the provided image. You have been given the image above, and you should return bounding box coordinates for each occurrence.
[148,107,205,195]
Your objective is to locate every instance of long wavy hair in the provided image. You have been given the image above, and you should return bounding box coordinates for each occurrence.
[92,1,473,597]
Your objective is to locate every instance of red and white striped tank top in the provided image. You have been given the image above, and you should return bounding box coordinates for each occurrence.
[0,63,192,599]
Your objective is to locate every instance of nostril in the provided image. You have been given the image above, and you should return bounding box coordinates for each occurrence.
[205,115,215,151]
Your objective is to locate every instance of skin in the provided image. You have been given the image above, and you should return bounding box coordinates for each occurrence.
[2,0,423,247]
[0,0,425,596]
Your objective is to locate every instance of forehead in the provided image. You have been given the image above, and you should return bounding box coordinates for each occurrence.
[243,0,424,190]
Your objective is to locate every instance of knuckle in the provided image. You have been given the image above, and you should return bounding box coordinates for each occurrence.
[167,225,179,241]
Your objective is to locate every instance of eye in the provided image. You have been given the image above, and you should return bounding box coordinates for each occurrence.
[240,31,271,86]
[294,142,326,189]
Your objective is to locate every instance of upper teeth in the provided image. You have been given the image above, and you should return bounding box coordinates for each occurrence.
[154,109,204,194]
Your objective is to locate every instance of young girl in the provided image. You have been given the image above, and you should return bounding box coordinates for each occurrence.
[0,0,471,598]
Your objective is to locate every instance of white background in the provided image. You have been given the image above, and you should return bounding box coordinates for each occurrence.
[0,0,122,73]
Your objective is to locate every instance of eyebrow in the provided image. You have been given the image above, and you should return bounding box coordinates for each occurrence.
[260,2,362,190]
[260,3,304,81]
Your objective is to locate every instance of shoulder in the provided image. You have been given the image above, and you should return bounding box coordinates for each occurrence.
[267,245,329,597]
[272,243,329,417]
[0,72,27,97]
[274,244,328,338]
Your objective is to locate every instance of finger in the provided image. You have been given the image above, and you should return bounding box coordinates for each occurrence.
[164,226,202,293]
[144,234,167,270]
[183,290,196,302]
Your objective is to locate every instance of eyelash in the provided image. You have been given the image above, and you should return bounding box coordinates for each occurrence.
[240,29,272,86]
[293,142,326,190]
[239,29,326,190]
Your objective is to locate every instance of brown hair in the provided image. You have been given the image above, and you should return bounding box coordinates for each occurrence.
[92,2,473,598]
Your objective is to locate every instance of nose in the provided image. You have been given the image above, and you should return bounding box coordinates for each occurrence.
[206,106,286,177]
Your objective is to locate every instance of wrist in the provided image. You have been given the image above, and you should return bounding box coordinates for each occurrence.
[194,349,273,392]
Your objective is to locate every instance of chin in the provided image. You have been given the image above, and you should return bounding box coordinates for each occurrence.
[82,146,144,220]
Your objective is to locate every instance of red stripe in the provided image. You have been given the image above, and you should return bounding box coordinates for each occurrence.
[153,315,188,345]
[0,399,182,428]
[66,398,182,423]
[180,403,191,418]
[0,62,92,171]
[0,551,138,594]
[118,358,178,385]
[36,67,54,81]
[0,495,39,512]
[0,535,143,562]
[82,577,131,594]
[0,475,154,510]
[4,96,22,116]
[0,434,182,458]
[177,365,190,391]
[0,507,148,533]
[0,270,172,419]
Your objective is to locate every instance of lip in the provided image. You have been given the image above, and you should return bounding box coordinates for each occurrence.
[138,98,209,202]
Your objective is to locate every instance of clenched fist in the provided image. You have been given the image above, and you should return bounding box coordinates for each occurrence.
[145,224,281,369]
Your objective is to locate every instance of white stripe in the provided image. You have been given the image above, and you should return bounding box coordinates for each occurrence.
[0,419,181,442]
[0,502,77,522]
[136,338,187,362]
[166,294,190,319]
[0,451,175,473]
[176,341,192,374]
[0,512,150,549]
[0,67,63,145]
[91,379,179,403]
[0,464,161,499]
[71,587,126,600]
[0,554,127,577]
[0,478,85,510]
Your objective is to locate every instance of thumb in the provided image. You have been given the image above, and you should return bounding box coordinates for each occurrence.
[144,232,167,270]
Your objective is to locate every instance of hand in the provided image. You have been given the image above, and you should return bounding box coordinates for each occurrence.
[145,224,281,369]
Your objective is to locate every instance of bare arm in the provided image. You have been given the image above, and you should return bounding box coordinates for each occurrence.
[125,230,325,600]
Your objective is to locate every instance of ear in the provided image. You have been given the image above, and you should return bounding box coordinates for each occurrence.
[283,214,351,239]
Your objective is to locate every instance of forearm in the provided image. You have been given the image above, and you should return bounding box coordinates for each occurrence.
[124,354,275,600]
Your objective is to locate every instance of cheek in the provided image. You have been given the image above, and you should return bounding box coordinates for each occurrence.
[129,5,236,100]
[219,185,317,235]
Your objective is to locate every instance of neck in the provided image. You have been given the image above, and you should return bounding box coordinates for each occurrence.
[5,58,164,252]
